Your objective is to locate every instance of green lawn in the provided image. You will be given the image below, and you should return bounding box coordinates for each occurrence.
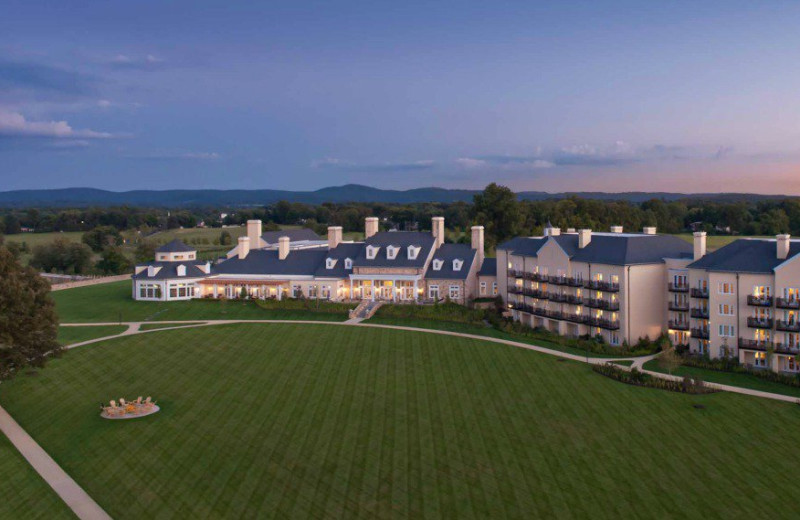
[644,359,800,398]
[138,322,206,331]
[53,281,352,323]
[58,326,128,346]
[3,323,800,518]
[0,431,74,519]
[672,233,770,252]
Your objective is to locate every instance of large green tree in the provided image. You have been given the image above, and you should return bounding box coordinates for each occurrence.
[471,183,523,248]
[0,247,60,380]
[82,225,123,252]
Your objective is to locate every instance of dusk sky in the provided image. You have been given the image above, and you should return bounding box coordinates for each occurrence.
[2,1,800,193]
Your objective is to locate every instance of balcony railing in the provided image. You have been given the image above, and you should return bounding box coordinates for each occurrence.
[690,308,710,319]
[583,280,620,292]
[738,338,771,351]
[774,343,800,355]
[690,287,709,299]
[668,320,690,331]
[668,301,690,312]
[668,282,690,293]
[776,298,800,310]
[776,320,800,333]
[510,302,533,313]
[747,295,773,307]
[549,292,583,305]
[747,317,773,329]
[508,285,524,295]
[522,288,549,299]
[691,328,710,339]
[587,316,620,330]
[583,298,620,311]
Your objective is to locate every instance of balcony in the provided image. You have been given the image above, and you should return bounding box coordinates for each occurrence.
[668,282,690,293]
[549,292,583,305]
[738,338,772,351]
[668,301,690,312]
[588,316,620,330]
[691,328,710,340]
[690,308,710,319]
[507,269,523,279]
[774,343,800,355]
[776,297,800,310]
[508,285,524,295]
[747,295,773,307]
[747,317,774,329]
[583,280,620,293]
[548,275,567,286]
[523,288,549,299]
[510,302,533,313]
[583,298,620,311]
[690,287,709,299]
[776,320,800,333]
[668,320,690,331]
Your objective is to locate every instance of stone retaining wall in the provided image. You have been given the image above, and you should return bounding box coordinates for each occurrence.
[49,274,131,291]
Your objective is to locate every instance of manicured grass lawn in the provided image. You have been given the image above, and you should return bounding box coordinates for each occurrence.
[366,316,627,358]
[644,360,800,398]
[53,281,351,323]
[138,322,206,331]
[0,432,74,519]
[3,323,800,518]
[58,325,128,346]
[673,233,769,252]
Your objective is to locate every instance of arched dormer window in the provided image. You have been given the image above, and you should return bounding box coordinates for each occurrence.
[326,258,337,269]
[176,265,186,277]
[344,258,353,269]
[387,245,398,259]
[408,245,420,260]
[366,246,379,259]
[432,259,443,271]
[453,259,463,271]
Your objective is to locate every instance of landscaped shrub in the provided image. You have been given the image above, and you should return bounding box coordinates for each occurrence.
[374,302,487,325]
[592,364,716,394]
[254,298,354,315]
[679,353,800,388]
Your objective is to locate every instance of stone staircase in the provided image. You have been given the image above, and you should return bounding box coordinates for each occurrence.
[349,300,384,321]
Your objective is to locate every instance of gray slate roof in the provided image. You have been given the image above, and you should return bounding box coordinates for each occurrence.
[261,228,323,244]
[133,261,207,280]
[213,249,328,276]
[688,239,800,273]
[314,243,365,277]
[478,258,497,276]
[424,243,476,280]
[498,233,693,265]
[353,231,435,268]
[155,239,194,253]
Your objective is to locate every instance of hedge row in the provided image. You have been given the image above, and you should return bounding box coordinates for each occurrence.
[593,364,716,394]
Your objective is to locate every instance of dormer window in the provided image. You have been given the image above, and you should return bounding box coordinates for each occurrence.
[176,265,186,277]
[326,258,337,269]
[344,258,353,269]
[408,245,420,260]
[387,245,398,259]
[366,246,379,259]
[433,259,443,271]
[453,259,463,271]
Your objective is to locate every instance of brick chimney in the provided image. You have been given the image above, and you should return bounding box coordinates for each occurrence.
[327,226,342,249]
[247,219,262,249]
[365,217,379,239]
[471,225,485,265]
[278,236,290,260]
[643,226,657,235]
[610,225,623,233]
[777,234,791,260]
[432,216,445,247]
[578,229,592,248]
[238,236,250,259]
[693,231,707,261]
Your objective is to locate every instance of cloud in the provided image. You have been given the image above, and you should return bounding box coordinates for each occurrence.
[108,54,166,70]
[312,157,435,173]
[0,59,97,100]
[126,151,222,161]
[0,110,114,139]
[457,155,555,169]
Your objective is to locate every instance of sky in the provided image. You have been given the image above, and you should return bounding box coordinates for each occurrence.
[2,0,800,194]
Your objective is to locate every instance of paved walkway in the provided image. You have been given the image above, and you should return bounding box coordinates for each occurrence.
[0,406,111,520]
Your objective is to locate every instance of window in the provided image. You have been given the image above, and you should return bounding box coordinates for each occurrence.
[610,274,619,285]
[344,258,353,269]
[718,282,734,295]
[432,259,443,271]
[387,245,398,259]
[366,246,379,259]
[449,285,461,299]
[308,285,318,298]
[753,285,771,297]
[407,246,420,259]
[139,283,160,299]
[718,304,734,316]
[453,259,463,271]
[610,333,620,345]
[480,281,487,295]
[291,285,302,298]
[321,285,331,299]
[176,265,186,277]
[718,324,735,337]
[428,285,439,299]
[326,258,337,269]
[492,282,497,295]
[754,351,767,367]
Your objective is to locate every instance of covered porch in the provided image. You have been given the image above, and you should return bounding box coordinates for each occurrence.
[349,275,424,302]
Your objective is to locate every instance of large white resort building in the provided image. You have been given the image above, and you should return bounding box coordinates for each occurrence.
[134,219,800,372]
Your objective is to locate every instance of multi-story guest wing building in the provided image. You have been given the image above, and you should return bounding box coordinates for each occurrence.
[497,224,693,346]
[132,217,496,305]
[679,233,800,373]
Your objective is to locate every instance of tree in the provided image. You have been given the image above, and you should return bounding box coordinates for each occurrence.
[657,344,681,375]
[472,183,523,249]
[82,226,123,252]
[96,246,132,275]
[30,239,93,274]
[4,214,21,235]
[0,247,60,380]
[135,241,157,263]
[219,230,233,246]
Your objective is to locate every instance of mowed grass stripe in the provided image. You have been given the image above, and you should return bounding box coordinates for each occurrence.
[3,323,800,518]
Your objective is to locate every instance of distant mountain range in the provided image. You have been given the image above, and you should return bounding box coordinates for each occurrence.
[0,184,789,207]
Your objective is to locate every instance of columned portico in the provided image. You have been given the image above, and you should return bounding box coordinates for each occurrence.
[350,274,424,302]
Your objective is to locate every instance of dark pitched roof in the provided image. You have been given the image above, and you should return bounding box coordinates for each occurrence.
[499,233,692,265]
[213,249,327,276]
[424,244,476,280]
[478,257,497,276]
[155,239,194,253]
[261,228,323,244]
[133,261,207,280]
[353,231,435,268]
[314,243,365,277]
[688,239,800,273]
